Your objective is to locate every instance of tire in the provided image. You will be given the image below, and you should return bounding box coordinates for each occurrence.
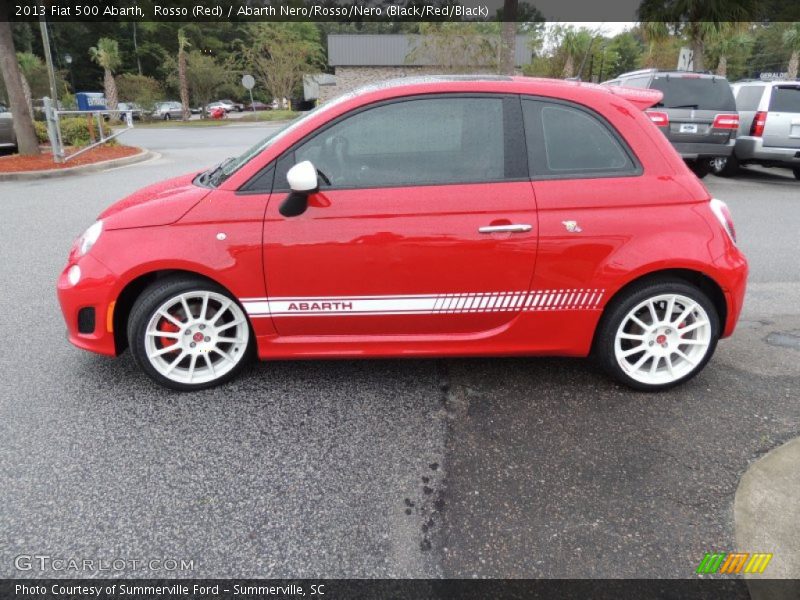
[127,276,254,391]
[688,159,711,179]
[164,113,171,121]
[594,279,720,392]
[793,167,800,180]
[712,153,740,177]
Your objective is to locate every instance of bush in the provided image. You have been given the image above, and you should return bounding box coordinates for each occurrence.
[116,74,164,111]
[32,117,115,147]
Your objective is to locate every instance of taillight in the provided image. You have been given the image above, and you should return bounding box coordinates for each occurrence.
[712,114,739,129]
[750,111,767,137]
[709,198,737,244]
[647,111,669,127]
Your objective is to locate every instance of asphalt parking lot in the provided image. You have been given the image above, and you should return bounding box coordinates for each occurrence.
[1,124,798,578]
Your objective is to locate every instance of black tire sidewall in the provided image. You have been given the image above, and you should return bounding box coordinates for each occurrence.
[127,276,254,391]
[595,280,720,392]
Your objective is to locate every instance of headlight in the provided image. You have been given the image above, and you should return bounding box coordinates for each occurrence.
[77,220,103,256]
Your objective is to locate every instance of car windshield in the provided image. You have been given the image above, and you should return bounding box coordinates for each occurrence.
[650,76,736,111]
[201,93,355,187]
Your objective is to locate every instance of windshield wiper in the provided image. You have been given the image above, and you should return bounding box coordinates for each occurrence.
[204,157,236,187]
[667,104,699,109]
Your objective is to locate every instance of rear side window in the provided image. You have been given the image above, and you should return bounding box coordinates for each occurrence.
[769,86,800,113]
[623,75,651,89]
[735,86,765,111]
[650,76,736,111]
[522,99,637,178]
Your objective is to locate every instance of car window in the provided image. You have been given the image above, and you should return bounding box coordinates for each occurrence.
[623,75,651,89]
[522,99,635,177]
[735,86,764,111]
[650,76,736,111]
[291,97,505,189]
[769,85,800,113]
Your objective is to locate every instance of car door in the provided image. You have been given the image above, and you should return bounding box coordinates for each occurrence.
[259,94,538,337]
[520,97,645,344]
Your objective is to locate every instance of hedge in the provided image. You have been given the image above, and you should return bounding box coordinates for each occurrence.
[33,117,115,147]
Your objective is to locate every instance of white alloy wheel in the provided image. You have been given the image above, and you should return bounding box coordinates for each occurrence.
[613,293,712,386]
[143,291,249,386]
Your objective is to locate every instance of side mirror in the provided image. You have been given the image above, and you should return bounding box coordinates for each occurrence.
[280,161,318,217]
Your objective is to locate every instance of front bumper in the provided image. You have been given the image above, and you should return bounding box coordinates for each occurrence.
[734,136,800,165]
[57,253,118,356]
[674,140,735,160]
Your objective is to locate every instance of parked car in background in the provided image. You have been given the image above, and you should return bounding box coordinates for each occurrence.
[117,102,144,120]
[605,70,739,178]
[712,80,800,179]
[206,101,231,116]
[246,100,271,111]
[0,104,16,151]
[151,101,184,120]
[218,99,244,112]
[57,76,748,393]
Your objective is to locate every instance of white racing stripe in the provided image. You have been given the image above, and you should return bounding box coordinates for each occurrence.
[241,289,605,318]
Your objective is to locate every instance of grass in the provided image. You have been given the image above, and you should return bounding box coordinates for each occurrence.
[131,110,300,128]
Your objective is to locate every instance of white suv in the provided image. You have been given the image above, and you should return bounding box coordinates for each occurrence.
[714,80,800,179]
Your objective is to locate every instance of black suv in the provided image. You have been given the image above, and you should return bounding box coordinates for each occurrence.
[604,69,739,178]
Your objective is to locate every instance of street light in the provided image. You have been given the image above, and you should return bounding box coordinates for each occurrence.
[64,53,75,92]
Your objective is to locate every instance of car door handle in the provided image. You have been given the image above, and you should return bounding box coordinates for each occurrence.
[478,224,532,234]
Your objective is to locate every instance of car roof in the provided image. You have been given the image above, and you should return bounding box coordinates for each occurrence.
[618,69,725,81]
[339,75,663,110]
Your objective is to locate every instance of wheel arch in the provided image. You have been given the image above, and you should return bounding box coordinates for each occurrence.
[112,268,241,355]
[591,268,727,353]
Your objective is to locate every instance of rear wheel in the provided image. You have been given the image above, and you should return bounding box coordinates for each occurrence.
[688,159,711,179]
[128,276,253,391]
[712,153,740,177]
[164,113,171,121]
[595,280,720,391]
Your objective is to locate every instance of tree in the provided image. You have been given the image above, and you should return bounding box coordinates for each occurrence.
[500,0,518,75]
[557,26,596,79]
[244,23,322,106]
[167,50,230,116]
[784,23,800,79]
[177,28,190,120]
[116,73,163,110]
[707,24,752,77]
[89,37,121,116]
[638,0,758,72]
[0,20,40,155]
[15,52,42,115]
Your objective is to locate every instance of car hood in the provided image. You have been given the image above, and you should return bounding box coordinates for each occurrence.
[99,172,209,230]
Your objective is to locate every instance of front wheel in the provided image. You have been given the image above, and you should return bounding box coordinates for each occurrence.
[594,280,720,391]
[128,276,253,391]
[793,167,800,180]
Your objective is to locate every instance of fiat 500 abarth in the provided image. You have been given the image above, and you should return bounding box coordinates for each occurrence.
[57,76,748,392]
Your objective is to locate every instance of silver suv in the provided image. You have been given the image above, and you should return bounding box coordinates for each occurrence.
[605,69,739,178]
[713,81,800,179]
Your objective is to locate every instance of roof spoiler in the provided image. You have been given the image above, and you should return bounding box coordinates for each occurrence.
[605,86,663,110]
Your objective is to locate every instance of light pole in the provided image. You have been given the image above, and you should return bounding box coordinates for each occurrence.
[38,16,59,104]
[64,52,75,93]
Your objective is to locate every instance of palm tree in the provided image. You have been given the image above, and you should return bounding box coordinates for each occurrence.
[15,52,41,116]
[177,29,191,120]
[0,20,40,155]
[560,28,594,79]
[708,24,752,77]
[641,22,669,67]
[784,23,800,79]
[89,38,121,117]
[500,0,518,75]
[638,0,758,72]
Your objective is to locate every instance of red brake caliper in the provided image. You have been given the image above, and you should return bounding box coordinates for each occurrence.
[158,317,181,351]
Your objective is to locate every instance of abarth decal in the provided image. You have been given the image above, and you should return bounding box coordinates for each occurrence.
[240,289,605,318]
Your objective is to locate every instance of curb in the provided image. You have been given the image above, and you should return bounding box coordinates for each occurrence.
[735,436,800,598]
[0,148,155,181]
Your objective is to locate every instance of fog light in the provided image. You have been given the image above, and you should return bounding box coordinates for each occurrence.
[67,265,81,286]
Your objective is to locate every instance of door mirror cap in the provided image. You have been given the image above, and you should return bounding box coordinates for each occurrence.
[287,160,318,193]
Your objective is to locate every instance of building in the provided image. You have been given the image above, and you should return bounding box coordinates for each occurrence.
[317,34,533,103]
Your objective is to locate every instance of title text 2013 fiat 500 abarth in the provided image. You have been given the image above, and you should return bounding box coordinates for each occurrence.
[57,76,748,392]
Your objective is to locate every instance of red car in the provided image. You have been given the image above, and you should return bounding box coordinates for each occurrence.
[57,76,748,392]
